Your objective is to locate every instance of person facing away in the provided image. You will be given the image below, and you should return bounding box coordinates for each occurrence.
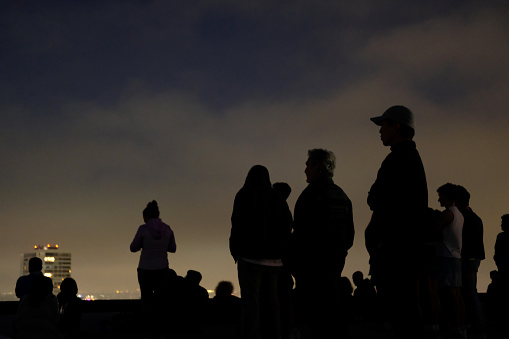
[180,269,210,333]
[290,148,354,339]
[364,105,428,337]
[130,200,176,336]
[15,257,53,300]
[57,277,82,337]
[455,185,485,334]
[272,182,292,201]
[494,214,509,280]
[352,271,376,298]
[14,268,59,339]
[209,280,241,326]
[352,271,376,322]
[230,165,293,339]
[272,181,294,339]
[435,183,466,338]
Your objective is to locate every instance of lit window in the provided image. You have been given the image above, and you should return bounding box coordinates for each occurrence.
[44,257,55,262]
[44,273,52,278]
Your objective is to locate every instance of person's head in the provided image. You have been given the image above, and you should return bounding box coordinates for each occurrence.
[502,214,509,232]
[371,106,415,146]
[352,271,364,286]
[214,280,234,297]
[490,270,500,282]
[455,185,470,210]
[143,200,160,222]
[244,165,271,190]
[273,182,291,200]
[437,183,458,208]
[185,270,203,285]
[59,277,78,296]
[305,148,335,183]
[28,257,43,273]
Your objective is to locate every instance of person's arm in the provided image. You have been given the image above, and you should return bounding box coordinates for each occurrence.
[435,208,454,230]
[15,277,23,299]
[494,233,502,265]
[130,226,144,252]
[168,230,176,253]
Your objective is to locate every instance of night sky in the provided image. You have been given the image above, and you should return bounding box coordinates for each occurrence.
[1,1,508,297]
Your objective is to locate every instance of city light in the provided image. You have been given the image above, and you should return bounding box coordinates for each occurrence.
[44,273,52,278]
[44,257,55,262]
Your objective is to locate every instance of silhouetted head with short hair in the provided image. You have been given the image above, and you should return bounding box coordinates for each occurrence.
[273,182,291,200]
[437,183,459,207]
[502,214,509,232]
[306,149,335,182]
[352,271,364,287]
[143,200,160,221]
[490,270,500,280]
[28,257,43,273]
[215,281,234,297]
[185,270,203,285]
[455,185,471,210]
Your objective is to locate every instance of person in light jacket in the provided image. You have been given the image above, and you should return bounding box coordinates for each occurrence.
[130,200,176,336]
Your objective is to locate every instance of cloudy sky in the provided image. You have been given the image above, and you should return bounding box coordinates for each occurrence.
[1,1,508,297]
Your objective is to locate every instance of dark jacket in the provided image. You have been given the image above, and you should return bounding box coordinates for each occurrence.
[230,186,293,261]
[365,140,428,262]
[494,231,509,273]
[461,208,485,260]
[291,177,354,266]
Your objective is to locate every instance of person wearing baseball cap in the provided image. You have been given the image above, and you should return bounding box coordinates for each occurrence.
[370,105,416,146]
[365,105,428,337]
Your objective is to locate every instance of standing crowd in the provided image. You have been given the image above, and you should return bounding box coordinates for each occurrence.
[227,105,500,339]
[12,105,508,339]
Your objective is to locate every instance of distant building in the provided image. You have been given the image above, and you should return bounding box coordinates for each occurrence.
[20,244,72,295]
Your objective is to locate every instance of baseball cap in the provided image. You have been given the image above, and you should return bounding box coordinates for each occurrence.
[370,105,415,130]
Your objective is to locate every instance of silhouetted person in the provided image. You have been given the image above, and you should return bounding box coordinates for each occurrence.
[290,149,354,339]
[365,106,428,337]
[494,214,509,281]
[57,277,82,338]
[14,271,59,339]
[486,270,506,326]
[272,182,291,201]
[338,276,354,323]
[207,281,242,339]
[180,269,209,333]
[352,271,376,298]
[436,183,466,338]
[352,271,376,322]
[210,281,241,326]
[164,269,187,333]
[15,257,52,300]
[130,200,177,337]
[455,185,485,335]
[230,165,293,339]
[272,181,294,339]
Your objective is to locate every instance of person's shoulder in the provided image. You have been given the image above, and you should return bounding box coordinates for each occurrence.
[470,210,483,222]
[159,220,173,229]
[497,231,509,239]
[328,182,351,200]
[16,275,28,283]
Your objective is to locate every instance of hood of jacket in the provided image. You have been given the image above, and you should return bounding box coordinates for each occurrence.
[145,218,166,240]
